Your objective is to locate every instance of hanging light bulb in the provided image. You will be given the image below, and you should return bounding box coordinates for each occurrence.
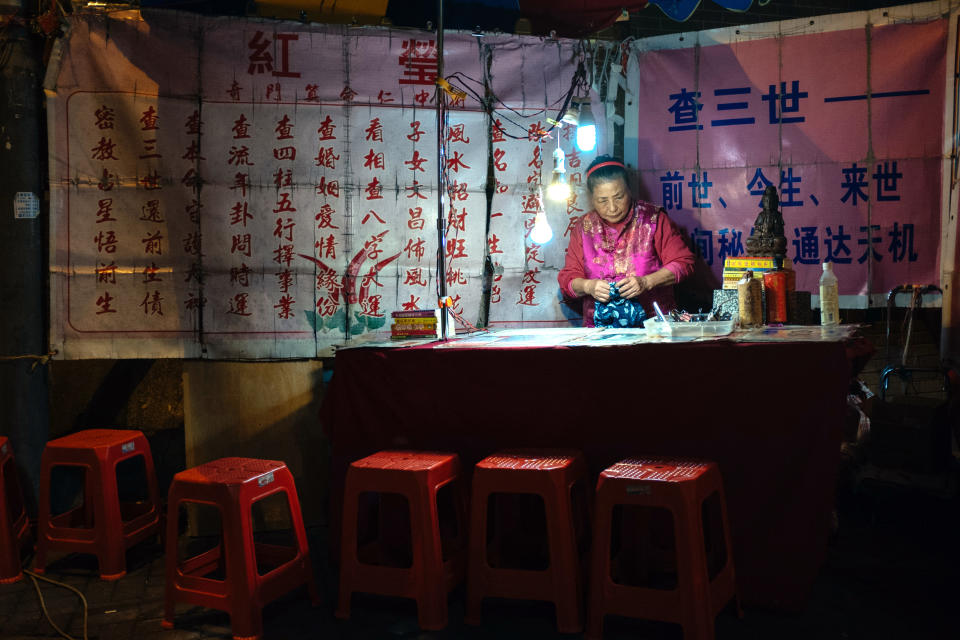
[576,99,597,152]
[546,146,571,202]
[530,208,553,244]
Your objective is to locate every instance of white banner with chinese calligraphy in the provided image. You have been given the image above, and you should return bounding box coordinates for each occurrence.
[48,10,602,358]
[627,5,949,300]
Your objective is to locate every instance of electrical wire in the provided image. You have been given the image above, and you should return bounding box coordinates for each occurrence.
[23,568,90,640]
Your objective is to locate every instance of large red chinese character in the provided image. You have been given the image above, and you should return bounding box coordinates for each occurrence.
[228,145,254,166]
[365,118,383,142]
[276,269,293,293]
[407,207,424,230]
[401,294,421,311]
[448,181,468,201]
[94,105,115,130]
[527,121,548,141]
[231,233,252,257]
[140,106,159,131]
[274,168,293,188]
[274,294,296,319]
[413,90,431,106]
[316,176,340,198]
[273,243,295,267]
[273,146,297,161]
[363,149,385,170]
[231,173,250,197]
[182,233,202,256]
[365,177,383,200]
[405,150,427,173]
[404,268,427,287]
[445,238,468,260]
[97,168,117,191]
[304,84,320,101]
[185,199,203,223]
[359,294,383,317]
[377,90,394,104]
[140,199,163,223]
[398,39,438,86]
[564,215,582,238]
[406,180,428,199]
[407,120,424,142]
[230,263,251,287]
[96,198,115,224]
[90,137,117,161]
[493,148,507,172]
[232,114,251,139]
[182,140,204,161]
[361,210,385,225]
[315,204,339,229]
[446,268,467,286]
[521,193,541,214]
[315,147,339,169]
[143,262,163,283]
[247,31,273,74]
[522,267,542,284]
[95,291,117,314]
[447,207,467,232]
[517,285,538,306]
[447,150,470,172]
[185,110,203,135]
[318,115,336,140]
[447,123,470,144]
[227,81,242,101]
[339,86,357,101]
[274,217,295,241]
[96,261,117,284]
[271,33,301,78]
[525,244,544,264]
[318,234,337,259]
[139,170,162,190]
[142,230,164,255]
[527,145,543,169]
[227,293,252,316]
[230,200,253,227]
[275,114,294,139]
[492,119,506,143]
[139,290,164,316]
[404,237,426,261]
[488,234,503,254]
[273,192,297,214]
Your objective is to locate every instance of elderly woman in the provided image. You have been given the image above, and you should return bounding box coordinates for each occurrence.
[558,156,695,327]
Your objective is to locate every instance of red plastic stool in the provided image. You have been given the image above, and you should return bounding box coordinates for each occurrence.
[465,450,589,634]
[1,437,31,583]
[586,457,740,640]
[162,457,319,640]
[34,428,160,580]
[336,450,466,631]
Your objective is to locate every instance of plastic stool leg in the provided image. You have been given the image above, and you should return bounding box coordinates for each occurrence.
[464,484,488,626]
[547,488,583,634]
[413,483,447,630]
[335,483,358,621]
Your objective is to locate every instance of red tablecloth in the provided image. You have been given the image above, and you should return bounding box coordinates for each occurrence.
[321,338,866,610]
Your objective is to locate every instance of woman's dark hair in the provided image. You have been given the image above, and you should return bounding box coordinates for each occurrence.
[585,155,630,193]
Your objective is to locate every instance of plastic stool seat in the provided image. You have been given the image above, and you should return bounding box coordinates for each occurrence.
[162,457,318,640]
[336,450,466,631]
[0,437,31,583]
[466,449,589,634]
[586,457,740,640]
[35,428,160,580]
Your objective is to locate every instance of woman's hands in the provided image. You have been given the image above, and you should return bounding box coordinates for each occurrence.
[577,277,650,302]
[614,275,652,300]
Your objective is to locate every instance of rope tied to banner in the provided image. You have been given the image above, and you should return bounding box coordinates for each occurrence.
[0,350,59,371]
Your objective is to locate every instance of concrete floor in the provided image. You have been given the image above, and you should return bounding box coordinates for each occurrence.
[2,442,958,640]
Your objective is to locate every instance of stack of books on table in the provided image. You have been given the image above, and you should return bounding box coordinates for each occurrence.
[391,309,440,340]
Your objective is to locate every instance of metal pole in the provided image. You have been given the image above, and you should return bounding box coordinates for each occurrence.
[435,0,448,340]
[0,18,50,515]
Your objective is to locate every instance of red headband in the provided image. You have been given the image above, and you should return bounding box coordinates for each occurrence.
[585,160,626,177]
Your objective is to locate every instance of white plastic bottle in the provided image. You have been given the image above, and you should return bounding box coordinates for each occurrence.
[819,262,840,326]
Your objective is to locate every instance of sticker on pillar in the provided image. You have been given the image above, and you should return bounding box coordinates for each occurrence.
[258,471,275,487]
[122,441,136,453]
[14,192,39,219]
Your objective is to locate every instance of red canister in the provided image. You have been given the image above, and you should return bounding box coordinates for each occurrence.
[763,258,790,324]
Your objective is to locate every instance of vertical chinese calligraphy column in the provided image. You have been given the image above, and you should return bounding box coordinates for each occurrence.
[49,11,205,357]
[485,37,600,327]
[200,21,346,356]
[346,31,488,327]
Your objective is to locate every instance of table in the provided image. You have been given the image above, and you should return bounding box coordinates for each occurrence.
[320,334,869,610]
